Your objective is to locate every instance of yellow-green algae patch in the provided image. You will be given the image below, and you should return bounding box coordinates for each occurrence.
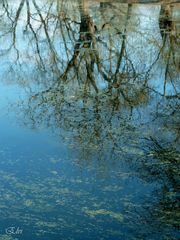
[0,235,13,240]
[83,208,124,222]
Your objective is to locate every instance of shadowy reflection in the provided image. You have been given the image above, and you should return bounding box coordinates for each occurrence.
[0,0,179,239]
[0,0,179,95]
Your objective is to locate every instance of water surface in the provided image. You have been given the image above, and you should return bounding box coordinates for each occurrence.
[0,1,179,239]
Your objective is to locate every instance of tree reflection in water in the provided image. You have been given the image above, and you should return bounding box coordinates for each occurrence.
[0,0,179,239]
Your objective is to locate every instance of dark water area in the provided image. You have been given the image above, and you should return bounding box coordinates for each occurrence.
[0,1,179,240]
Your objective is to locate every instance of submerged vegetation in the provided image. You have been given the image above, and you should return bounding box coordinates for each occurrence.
[0,0,179,239]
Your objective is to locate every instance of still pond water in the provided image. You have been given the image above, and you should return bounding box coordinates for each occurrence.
[0,0,179,239]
